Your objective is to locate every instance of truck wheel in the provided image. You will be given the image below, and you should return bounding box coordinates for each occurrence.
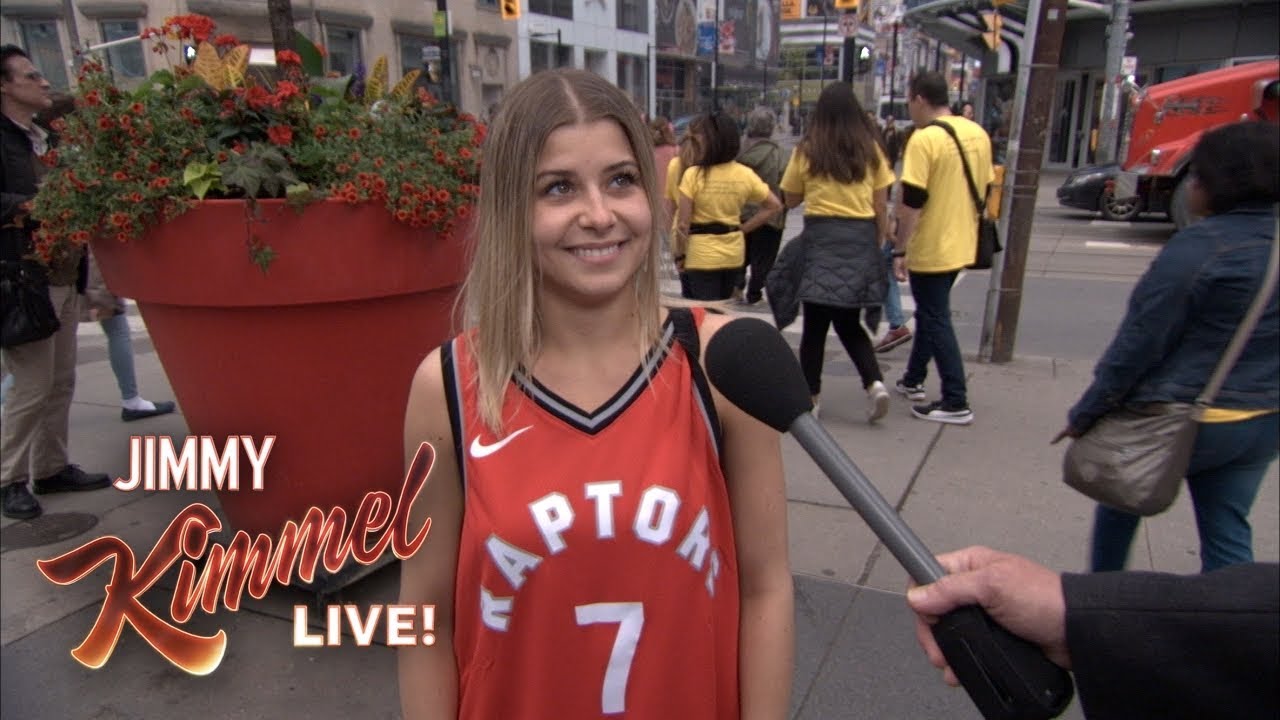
[1169,175,1198,229]
[1100,187,1142,221]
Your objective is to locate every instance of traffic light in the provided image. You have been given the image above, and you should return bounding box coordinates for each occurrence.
[501,0,520,20]
[981,10,1002,50]
[841,38,872,80]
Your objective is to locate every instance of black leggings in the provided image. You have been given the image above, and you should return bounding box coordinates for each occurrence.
[799,302,882,395]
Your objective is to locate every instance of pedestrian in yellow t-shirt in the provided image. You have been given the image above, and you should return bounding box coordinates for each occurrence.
[771,82,895,423]
[675,113,782,300]
[891,71,994,426]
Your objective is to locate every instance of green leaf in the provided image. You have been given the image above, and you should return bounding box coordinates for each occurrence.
[249,243,277,273]
[294,34,326,78]
[189,178,215,200]
[183,161,219,186]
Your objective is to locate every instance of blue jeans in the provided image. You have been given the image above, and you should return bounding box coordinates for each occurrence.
[882,245,905,328]
[902,271,966,408]
[100,312,138,401]
[1090,412,1279,573]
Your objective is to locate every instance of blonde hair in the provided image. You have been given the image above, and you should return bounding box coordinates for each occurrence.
[464,69,664,433]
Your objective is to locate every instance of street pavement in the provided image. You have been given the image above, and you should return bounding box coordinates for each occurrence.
[2,170,1276,720]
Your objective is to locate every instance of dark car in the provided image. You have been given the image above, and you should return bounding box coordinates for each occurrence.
[1056,163,1145,221]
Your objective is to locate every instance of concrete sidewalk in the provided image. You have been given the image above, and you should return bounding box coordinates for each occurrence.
[2,310,1276,720]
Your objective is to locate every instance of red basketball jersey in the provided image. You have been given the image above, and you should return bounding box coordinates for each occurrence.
[442,308,740,719]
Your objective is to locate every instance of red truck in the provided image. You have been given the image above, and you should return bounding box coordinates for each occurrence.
[1112,59,1279,228]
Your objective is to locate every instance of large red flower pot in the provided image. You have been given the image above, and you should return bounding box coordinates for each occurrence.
[91,199,466,543]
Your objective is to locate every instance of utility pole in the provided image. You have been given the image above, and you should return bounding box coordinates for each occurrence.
[978,0,1069,363]
[267,0,297,55]
[712,0,720,109]
[1095,0,1131,163]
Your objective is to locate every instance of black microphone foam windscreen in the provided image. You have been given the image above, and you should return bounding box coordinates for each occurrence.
[705,317,813,432]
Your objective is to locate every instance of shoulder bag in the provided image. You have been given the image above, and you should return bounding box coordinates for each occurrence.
[1,259,60,348]
[1062,216,1280,516]
[930,120,1002,270]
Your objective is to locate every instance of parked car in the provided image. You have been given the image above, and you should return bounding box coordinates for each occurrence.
[1056,163,1146,221]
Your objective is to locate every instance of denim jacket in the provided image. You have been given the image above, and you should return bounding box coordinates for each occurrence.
[1069,204,1279,432]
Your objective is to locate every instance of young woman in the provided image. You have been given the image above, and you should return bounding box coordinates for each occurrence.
[399,69,794,720]
[674,112,783,301]
[769,82,895,422]
[1059,121,1279,573]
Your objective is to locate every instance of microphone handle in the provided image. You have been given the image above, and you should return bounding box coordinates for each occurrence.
[788,413,1074,720]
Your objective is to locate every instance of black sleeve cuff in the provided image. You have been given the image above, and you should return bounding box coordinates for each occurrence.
[901,183,928,209]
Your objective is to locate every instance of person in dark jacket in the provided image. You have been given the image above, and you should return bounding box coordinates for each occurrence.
[734,106,790,305]
[1056,121,1279,573]
[907,545,1279,720]
[1,45,111,520]
[771,82,894,422]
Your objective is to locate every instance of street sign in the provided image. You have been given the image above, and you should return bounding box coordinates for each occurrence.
[781,0,802,20]
[1121,55,1138,76]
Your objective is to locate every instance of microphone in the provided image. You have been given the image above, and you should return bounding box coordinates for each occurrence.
[706,317,1074,720]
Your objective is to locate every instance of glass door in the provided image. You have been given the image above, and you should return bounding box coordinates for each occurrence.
[1046,72,1080,168]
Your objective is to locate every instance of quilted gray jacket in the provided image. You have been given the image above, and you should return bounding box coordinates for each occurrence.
[766,216,885,330]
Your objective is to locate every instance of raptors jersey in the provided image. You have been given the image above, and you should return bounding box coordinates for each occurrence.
[441,308,740,719]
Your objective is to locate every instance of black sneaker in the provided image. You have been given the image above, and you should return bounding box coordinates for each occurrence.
[32,465,112,494]
[911,401,974,425]
[894,379,927,402]
[2,483,42,520]
[122,400,177,422]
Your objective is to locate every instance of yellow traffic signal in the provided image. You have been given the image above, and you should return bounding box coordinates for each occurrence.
[982,10,1002,50]
[501,0,521,20]
[834,0,859,9]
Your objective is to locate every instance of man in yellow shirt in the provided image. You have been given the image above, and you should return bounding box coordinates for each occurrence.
[891,71,993,426]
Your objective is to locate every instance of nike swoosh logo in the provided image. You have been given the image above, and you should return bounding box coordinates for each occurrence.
[469,426,532,459]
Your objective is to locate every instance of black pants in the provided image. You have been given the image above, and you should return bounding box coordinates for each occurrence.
[684,269,738,300]
[799,302,882,395]
[735,226,783,303]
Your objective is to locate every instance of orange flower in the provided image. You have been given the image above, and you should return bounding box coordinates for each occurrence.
[276,50,302,66]
[213,34,239,48]
[267,125,293,146]
[347,128,361,140]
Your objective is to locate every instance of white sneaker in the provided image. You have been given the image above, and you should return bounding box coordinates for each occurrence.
[867,381,890,423]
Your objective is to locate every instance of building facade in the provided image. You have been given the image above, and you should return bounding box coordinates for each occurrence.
[0,0,521,119]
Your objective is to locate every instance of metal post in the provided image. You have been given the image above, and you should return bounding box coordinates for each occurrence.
[820,13,829,88]
[62,0,82,56]
[889,22,899,108]
[1096,0,1130,163]
[978,0,1070,362]
[712,0,721,109]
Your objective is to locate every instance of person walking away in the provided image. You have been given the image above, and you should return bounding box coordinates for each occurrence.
[767,82,894,422]
[891,71,993,425]
[1055,121,1279,574]
[735,107,790,306]
[674,112,782,300]
[1,45,111,520]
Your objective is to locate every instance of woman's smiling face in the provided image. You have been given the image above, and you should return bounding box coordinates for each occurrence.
[531,119,653,304]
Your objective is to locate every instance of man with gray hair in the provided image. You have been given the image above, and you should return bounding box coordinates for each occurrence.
[735,106,790,305]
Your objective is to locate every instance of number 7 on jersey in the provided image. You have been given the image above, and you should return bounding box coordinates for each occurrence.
[575,602,645,714]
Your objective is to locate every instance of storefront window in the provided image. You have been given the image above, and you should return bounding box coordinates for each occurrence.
[101,20,147,79]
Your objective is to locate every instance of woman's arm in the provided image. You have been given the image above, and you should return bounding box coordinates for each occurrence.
[741,191,783,235]
[399,348,465,720]
[783,191,804,210]
[700,314,795,720]
[872,187,890,245]
[675,194,694,259]
[1067,232,1207,432]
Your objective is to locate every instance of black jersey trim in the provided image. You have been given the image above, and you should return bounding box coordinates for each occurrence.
[512,320,676,436]
[440,339,468,492]
[670,307,723,460]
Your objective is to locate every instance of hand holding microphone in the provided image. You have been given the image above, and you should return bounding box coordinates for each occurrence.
[705,317,1074,720]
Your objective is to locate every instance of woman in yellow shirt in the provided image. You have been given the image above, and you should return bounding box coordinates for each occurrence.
[770,82,896,422]
[675,113,782,300]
